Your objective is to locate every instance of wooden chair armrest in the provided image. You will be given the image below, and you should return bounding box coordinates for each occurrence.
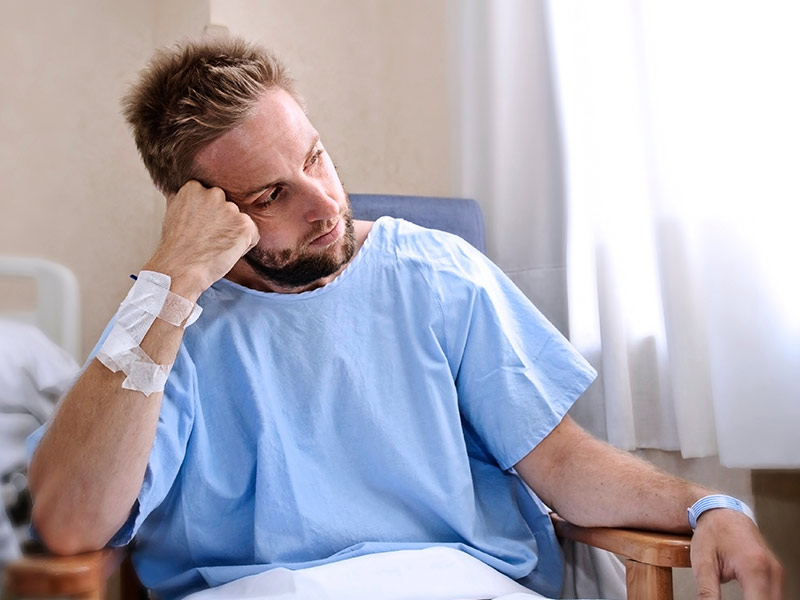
[5,547,126,599]
[551,513,692,568]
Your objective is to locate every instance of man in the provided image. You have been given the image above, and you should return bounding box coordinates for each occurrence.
[27,37,781,600]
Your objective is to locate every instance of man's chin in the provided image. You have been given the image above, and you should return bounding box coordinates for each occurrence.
[243,217,357,290]
[243,253,339,289]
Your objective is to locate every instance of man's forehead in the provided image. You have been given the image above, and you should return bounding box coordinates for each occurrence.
[193,89,318,192]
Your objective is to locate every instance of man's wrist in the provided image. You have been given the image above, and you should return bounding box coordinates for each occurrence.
[687,494,756,530]
[140,262,207,303]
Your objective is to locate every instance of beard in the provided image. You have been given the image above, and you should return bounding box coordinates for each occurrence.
[243,207,357,289]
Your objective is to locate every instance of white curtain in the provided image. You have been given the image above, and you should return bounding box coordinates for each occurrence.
[455,0,571,336]
[546,0,800,468]
[455,0,800,468]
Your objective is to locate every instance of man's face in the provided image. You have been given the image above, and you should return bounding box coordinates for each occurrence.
[193,88,355,291]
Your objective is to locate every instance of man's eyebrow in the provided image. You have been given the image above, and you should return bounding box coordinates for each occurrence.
[236,136,322,202]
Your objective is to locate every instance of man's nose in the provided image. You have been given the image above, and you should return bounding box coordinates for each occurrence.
[300,179,340,222]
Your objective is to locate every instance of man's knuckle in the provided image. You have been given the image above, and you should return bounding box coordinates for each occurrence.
[696,585,717,599]
[744,553,774,578]
[771,559,783,579]
[218,201,239,217]
[209,186,227,201]
[184,180,203,195]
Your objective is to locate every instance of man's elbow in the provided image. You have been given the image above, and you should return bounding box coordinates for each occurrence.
[30,498,112,556]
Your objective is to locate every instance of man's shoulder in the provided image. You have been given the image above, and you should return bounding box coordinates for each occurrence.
[367,217,500,304]
[377,216,483,267]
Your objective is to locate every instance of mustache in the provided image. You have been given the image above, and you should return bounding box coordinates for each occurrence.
[302,207,353,245]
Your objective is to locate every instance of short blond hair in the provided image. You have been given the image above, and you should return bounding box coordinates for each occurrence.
[122,36,301,194]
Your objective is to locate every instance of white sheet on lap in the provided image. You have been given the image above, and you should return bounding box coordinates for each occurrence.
[182,547,550,600]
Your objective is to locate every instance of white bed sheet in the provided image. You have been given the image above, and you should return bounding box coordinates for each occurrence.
[184,546,552,600]
[0,319,79,477]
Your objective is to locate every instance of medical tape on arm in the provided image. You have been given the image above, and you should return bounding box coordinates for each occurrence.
[97,271,202,396]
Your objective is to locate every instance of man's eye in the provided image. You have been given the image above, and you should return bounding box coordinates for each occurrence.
[254,187,281,208]
[307,149,323,168]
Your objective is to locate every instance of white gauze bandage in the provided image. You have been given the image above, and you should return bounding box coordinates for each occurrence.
[97,271,202,396]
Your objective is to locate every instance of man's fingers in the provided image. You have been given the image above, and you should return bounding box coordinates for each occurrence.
[693,535,784,600]
[244,212,260,250]
[695,575,721,599]
[770,561,785,600]
[691,550,721,600]
[168,180,217,205]
[739,554,783,600]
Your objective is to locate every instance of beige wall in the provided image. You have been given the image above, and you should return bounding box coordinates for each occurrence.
[0,0,197,356]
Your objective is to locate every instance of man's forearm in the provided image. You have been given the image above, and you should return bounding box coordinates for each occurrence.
[28,313,188,554]
[514,415,711,532]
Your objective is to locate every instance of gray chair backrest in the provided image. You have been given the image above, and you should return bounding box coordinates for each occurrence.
[349,194,486,254]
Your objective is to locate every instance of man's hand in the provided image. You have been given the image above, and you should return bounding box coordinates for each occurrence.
[145,180,260,300]
[691,508,783,599]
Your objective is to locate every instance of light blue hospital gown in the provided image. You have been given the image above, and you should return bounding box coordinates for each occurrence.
[30,217,596,600]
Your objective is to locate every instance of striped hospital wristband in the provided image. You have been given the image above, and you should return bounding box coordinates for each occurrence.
[687,494,756,530]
